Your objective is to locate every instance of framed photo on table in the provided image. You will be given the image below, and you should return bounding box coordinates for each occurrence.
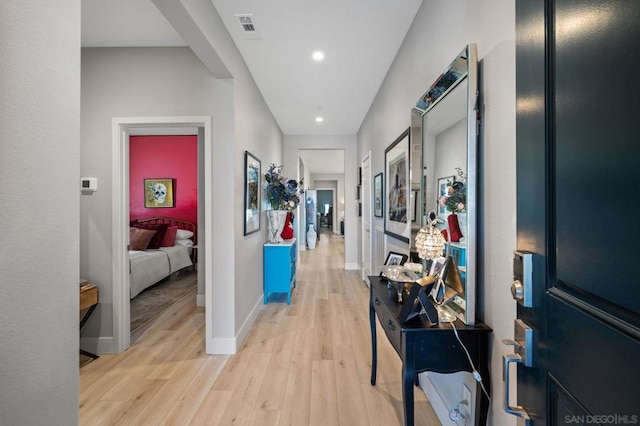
[243,151,261,235]
[374,172,383,218]
[384,127,410,243]
[384,251,408,266]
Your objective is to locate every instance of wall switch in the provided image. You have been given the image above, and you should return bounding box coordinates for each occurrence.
[81,177,98,192]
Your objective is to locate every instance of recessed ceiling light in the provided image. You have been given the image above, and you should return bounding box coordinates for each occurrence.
[312,51,325,61]
[315,116,324,123]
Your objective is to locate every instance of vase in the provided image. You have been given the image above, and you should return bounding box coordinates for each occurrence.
[307,224,317,250]
[447,212,463,243]
[266,210,288,243]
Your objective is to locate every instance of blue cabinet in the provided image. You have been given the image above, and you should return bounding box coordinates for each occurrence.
[263,238,296,304]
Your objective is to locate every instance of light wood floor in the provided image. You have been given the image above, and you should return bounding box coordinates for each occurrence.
[79,229,439,425]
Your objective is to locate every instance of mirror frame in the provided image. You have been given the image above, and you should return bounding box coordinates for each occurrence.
[413,44,478,325]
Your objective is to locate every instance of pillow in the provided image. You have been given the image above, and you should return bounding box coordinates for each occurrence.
[175,238,194,248]
[132,222,169,249]
[130,227,157,251]
[159,226,178,247]
[176,229,193,240]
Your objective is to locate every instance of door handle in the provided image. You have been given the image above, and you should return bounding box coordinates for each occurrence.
[503,354,531,424]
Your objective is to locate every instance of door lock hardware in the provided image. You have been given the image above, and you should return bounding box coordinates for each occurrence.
[502,319,534,366]
[511,280,524,301]
[502,354,531,424]
[502,318,534,424]
[512,251,533,307]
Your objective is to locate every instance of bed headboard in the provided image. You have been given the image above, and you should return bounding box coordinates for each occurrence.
[136,217,197,245]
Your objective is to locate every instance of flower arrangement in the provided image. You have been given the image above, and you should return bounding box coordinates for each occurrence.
[439,167,467,213]
[264,164,304,211]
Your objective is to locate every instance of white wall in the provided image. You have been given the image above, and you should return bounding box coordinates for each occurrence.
[358,1,517,425]
[284,136,358,269]
[0,1,80,424]
[81,45,282,353]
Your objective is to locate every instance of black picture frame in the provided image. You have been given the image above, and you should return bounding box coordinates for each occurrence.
[384,251,408,266]
[384,127,410,243]
[374,172,383,218]
[243,151,261,236]
[411,189,419,223]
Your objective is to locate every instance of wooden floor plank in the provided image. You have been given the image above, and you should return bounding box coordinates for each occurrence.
[79,229,438,425]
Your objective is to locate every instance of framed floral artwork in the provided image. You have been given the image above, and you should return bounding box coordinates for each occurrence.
[244,151,261,236]
[144,178,174,208]
[384,128,410,243]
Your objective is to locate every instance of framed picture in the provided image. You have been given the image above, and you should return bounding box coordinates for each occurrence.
[374,172,383,218]
[384,251,408,266]
[144,178,174,208]
[244,151,261,236]
[384,127,411,243]
[437,175,454,219]
[411,189,419,223]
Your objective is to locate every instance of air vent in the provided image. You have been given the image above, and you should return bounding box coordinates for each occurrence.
[234,14,261,39]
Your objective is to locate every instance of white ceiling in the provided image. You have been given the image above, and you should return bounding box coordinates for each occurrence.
[299,150,345,177]
[81,0,423,174]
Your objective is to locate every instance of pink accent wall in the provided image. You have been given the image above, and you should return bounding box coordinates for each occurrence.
[129,135,198,226]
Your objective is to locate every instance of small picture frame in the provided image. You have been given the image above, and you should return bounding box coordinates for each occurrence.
[411,189,419,223]
[144,178,174,208]
[374,172,383,218]
[384,251,408,266]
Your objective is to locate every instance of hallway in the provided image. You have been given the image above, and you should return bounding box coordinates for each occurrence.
[79,231,438,425]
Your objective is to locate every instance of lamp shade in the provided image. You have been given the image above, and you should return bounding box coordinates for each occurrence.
[415,223,445,260]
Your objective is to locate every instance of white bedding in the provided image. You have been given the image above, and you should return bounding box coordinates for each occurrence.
[129,245,193,299]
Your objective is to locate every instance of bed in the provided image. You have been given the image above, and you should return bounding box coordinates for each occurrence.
[129,217,196,299]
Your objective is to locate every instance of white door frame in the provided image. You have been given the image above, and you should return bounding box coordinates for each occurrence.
[111,116,212,353]
[361,151,371,282]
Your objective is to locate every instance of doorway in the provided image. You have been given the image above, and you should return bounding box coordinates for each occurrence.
[112,116,212,353]
[128,133,199,341]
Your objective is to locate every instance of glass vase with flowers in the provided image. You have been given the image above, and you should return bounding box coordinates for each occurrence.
[264,164,304,243]
[438,167,467,242]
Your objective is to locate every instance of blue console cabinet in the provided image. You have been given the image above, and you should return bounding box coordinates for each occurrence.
[263,238,296,304]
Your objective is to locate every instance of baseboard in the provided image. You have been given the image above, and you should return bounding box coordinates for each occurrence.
[419,372,453,425]
[345,262,359,270]
[206,294,263,355]
[196,293,205,307]
[235,294,263,349]
[80,336,116,355]
[207,337,237,355]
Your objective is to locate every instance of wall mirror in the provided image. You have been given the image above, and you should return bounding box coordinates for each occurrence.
[412,44,478,325]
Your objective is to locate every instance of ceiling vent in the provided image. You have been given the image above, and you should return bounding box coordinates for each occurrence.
[234,14,261,39]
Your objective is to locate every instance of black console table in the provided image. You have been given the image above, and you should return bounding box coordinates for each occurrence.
[369,275,492,426]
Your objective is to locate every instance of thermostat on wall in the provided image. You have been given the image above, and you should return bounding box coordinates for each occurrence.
[81,177,98,192]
